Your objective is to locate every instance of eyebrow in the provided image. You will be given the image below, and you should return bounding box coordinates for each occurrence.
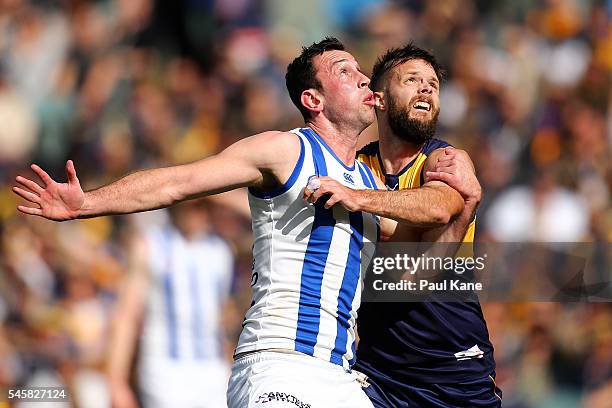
[331,59,349,68]
[402,71,439,83]
[330,59,363,75]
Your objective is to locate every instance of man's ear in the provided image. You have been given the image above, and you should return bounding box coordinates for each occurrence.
[374,91,385,110]
[301,89,324,115]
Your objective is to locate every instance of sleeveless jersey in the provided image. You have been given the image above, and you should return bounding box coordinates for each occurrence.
[355,138,495,383]
[139,223,234,361]
[236,127,380,370]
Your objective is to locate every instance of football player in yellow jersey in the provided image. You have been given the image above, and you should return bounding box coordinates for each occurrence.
[304,44,500,407]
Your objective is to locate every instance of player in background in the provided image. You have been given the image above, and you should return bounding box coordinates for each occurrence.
[14,38,469,407]
[106,200,234,408]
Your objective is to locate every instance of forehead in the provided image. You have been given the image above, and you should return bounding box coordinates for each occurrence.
[314,50,357,71]
[393,59,437,79]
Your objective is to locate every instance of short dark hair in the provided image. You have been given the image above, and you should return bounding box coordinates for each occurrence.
[286,37,345,120]
[370,42,443,91]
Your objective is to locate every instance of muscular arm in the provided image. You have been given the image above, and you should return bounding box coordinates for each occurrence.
[376,149,469,241]
[421,147,481,243]
[356,178,464,228]
[14,131,300,221]
[304,148,464,229]
[304,147,478,243]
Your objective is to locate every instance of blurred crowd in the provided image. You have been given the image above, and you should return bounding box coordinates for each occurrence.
[0,0,610,407]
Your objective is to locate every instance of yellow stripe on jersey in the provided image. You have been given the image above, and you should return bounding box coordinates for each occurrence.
[357,141,476,248]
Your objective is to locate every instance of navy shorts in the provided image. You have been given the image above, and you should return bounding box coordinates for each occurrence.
[362,372,502,408]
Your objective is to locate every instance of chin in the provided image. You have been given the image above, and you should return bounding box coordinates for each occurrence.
[361,113,376,127]
[410,111,432,121]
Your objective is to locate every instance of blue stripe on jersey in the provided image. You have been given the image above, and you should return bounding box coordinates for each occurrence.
[357,161,375,190]
[330,210,364,365]
[357,161,381,244]
[301,127,356,171]
[363,163,379,190]
[357,162,372,189]
[162,274,178,358]
[249,133,305,199]
[295,130,334,356]
[162,232,178,358]
[188,260,205,359]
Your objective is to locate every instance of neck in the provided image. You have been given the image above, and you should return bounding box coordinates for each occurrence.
[377,117,424,175]
[306,117,362,167]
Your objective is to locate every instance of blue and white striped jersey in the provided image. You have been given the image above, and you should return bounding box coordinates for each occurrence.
[139,223,234,362]
[236,127,379,370]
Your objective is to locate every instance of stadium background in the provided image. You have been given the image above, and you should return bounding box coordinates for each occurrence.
[0,0,610,407]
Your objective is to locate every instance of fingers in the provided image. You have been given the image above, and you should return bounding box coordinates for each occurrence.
[303,187,313,201]
[436,155,456,164]
[17,205,43,217]
[303,176,321,200]
[66,160,79,185]
[31,164,53,186]
[303,187,325,204]
[15,175,44,194]
[444,149,473,168]
[434,161,455,170]
[309,189,327,204]
[324,195,339,209]
[12,186,41,204]
[303,176,347,208]
[437,155,455,166]
[425,171,452,183]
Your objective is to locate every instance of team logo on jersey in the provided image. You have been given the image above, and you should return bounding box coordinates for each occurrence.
[343,172,355,185]
[454,344,484,361]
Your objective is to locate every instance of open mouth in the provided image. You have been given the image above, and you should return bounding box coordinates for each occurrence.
[412,101,431,111]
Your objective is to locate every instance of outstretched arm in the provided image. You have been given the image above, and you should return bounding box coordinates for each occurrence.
[14,131,300,221]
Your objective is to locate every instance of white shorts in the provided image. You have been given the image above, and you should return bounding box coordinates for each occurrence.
[138,357,230,408]
[227,351,374,408]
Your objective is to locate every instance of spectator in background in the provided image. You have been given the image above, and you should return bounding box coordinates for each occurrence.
[107,200,235,408]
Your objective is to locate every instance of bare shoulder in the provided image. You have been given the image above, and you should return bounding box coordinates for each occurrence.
[255,130,301,152]
[226,131,300,158]
[221,130,302,190]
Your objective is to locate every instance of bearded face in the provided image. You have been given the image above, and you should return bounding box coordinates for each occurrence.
[386,90,440,145]
[380,58,441,145]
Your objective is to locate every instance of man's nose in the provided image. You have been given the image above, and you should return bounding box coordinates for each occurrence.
[419,80,432,94]
[359,73,370,88]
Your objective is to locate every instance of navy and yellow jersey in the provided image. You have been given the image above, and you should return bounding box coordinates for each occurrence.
[357,138,476,245]
[354,138,495,385]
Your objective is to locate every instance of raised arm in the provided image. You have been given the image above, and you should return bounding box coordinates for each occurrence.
[14,131,300,221]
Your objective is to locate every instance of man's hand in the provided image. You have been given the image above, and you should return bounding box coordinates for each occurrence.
[425,147,481,202]
[13,160,84,221]
[303,176,362,211]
